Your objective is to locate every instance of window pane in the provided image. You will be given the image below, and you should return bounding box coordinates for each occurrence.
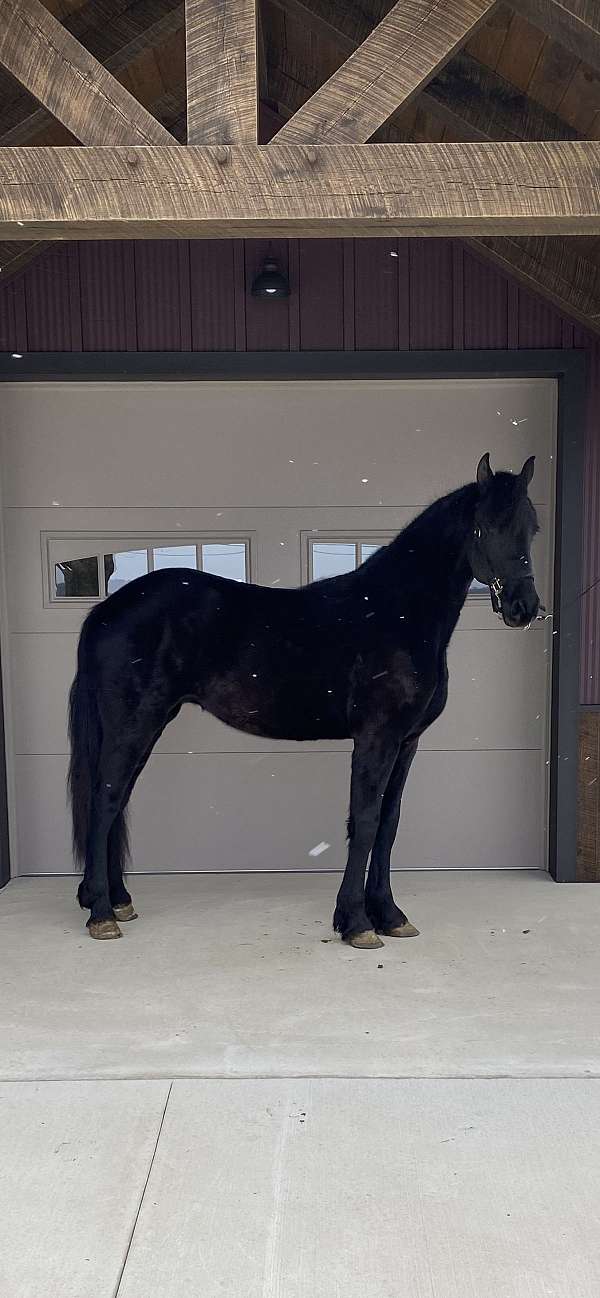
[360,543,381,562]
[153,545,197,571]
[54,557,99,598]
[312,542,356,581]
[104,549,148,595]
[469,579,489,597]
[201,543,247,582]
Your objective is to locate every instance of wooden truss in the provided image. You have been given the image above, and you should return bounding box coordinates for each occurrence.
[0,0,599,326]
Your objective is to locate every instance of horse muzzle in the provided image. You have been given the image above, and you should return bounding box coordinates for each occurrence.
[500,586,541,629]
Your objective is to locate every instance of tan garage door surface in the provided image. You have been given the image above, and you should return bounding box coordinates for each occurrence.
[0,378,555,875]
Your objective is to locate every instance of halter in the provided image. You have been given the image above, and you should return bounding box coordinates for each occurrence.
[474,527,539,628]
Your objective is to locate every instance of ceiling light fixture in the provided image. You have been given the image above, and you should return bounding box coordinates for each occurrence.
[251,256,290,299]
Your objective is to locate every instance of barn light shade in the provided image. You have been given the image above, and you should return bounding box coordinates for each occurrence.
[251,257,290,299]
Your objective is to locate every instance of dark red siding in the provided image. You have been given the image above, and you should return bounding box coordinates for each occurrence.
[1,237,599,703]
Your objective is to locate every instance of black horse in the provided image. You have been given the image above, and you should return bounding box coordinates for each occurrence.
[68,452,541,945]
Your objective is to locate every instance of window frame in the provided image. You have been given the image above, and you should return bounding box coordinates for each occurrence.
[302,531,393,585]
[42,531,254,607]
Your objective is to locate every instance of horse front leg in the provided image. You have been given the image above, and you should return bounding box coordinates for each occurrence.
[366,737,420,938]
[333,729,399,949]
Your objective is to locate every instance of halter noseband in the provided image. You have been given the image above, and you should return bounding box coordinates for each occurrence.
[473,527,537,627]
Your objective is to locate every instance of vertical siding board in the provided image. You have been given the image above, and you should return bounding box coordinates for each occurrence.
[79,243,137,350]
[24,246,74,351]
[190,242,236,351]
[342,240,355,352]
[409,240,453,350]
[507,281,519,348]
[354,239,399,350]
[463,249,509,349]
[288,241,301,352]
[67,245,83,352]
[177,243,192,351]
[518,288,563,348]
[135,242,184,350]
[452,241,465,349]
[233,242,247,352]
[244,240,290,351]
[298,239,344,351]
[397,240,410,351]
[0,276,27,353]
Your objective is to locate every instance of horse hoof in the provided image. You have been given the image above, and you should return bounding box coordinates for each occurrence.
[381,921,420,938]
[347,930,384,949]
[88,919,122,940]
[112,903,138,922]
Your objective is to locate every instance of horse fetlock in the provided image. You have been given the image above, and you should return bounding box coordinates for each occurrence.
[366,898,409,931]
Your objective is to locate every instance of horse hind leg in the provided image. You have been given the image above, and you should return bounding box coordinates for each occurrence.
[77,789,124,940]
[108,812,137,923]
[78,744,145,938]
[93,708,179,932]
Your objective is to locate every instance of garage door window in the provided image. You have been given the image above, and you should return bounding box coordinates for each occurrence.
[308,539,386,582]
[47,537,250,604]
[307,536,488,596]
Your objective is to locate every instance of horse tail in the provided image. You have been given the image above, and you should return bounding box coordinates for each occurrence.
[67,615,102,869]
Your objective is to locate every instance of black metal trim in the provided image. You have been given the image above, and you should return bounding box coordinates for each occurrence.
[0,651,9,889]
[0,347,587,883]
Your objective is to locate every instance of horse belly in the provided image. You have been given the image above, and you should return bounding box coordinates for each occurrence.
[202,676,350,742]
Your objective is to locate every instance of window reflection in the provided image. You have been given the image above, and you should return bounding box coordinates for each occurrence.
[104,550,148,595]
[312,542,356,581]
[54,557,99,598]
[153,545,197,571]
[201,543,246,582]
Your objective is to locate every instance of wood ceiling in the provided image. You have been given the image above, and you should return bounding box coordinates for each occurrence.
[0,0,600,332]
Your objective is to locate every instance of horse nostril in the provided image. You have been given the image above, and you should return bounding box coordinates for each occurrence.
[511,599,527,623]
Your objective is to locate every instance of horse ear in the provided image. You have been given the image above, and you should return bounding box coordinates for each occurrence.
[520,455,535,488]
[476,452,493,486]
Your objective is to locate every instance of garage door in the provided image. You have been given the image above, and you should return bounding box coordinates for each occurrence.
[0,377,555,876]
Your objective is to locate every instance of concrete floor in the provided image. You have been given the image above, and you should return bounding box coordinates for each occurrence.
[1,870,600,1296]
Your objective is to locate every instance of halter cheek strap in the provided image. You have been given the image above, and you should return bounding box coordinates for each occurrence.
[473,527,539,627]
[474,527,504,620]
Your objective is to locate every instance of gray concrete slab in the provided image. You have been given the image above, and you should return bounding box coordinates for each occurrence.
[1,871,600,1080]
[0,1079,170,1298]
[117,1077,600,1298]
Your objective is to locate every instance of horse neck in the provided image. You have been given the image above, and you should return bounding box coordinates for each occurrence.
[372,483,478,643]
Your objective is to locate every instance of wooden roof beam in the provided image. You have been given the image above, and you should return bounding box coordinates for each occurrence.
[0,7,185,146]
[185,0,258,143]
[469,236,600,334]
[0,0,174,145]
[267,23,600,334]
[512,0,600,74]
[276,0,499,144]
[1,141,600,239]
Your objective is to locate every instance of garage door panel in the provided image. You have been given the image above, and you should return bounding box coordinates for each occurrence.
[432,629,548,751]
[2,380,554,509]
[2,500,551,635]
[11,628,547,757]
[13,753,353,875]
[392,751,542,870]
[9,636,352,757]
[10,634,77,756]
[14,749,541,875]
